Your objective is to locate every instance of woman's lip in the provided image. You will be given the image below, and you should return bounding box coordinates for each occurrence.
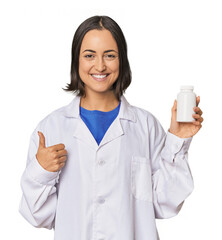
[90,74,110,82]
[90,73,110,75]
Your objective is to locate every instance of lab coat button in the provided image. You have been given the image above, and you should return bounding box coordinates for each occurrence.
[97,196,105,204]
[99,160,105,166]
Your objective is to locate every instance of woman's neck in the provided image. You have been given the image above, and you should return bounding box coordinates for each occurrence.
[80,91,119,112]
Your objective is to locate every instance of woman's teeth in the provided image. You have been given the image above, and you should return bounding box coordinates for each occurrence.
[91,74,108,79]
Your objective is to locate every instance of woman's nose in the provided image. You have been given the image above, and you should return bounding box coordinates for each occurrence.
[95,56,106,72]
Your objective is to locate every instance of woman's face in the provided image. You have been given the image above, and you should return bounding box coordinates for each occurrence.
[79,29,119,96]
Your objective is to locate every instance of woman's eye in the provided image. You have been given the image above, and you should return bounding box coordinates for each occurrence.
[84,54,94,58]
[105,55,116,59]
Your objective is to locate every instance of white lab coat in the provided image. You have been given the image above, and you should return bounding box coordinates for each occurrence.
[19,95,194,240]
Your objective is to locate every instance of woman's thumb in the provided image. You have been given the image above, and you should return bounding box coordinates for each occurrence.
[171,99,177,120]
[172,99,177,111]
[38,131,46,149]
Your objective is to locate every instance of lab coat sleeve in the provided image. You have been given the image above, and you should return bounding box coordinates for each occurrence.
[19,121,60,229]
[148,115,194,219]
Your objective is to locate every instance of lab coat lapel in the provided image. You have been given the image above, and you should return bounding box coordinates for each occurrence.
[99,95,136,147]
[63,95,136,151]
[72,117,99,150]
[98,113,124,147]
[63,96,98,150]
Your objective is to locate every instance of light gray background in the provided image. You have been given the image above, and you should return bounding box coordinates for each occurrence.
[0,0,221,239]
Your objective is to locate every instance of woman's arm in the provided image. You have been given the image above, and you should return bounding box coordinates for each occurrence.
[149,96,203,218]
[19,125,61,229]
[149,120,194,219]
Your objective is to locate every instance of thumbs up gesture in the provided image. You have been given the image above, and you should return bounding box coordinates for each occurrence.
[36,131,67,172]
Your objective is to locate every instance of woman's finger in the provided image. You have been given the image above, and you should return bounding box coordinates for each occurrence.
[193,107,203,116]
[57,149,68,158]
[196,96,200,107]
[171,100,177,120]
[192,114,204,123]
[192,120,201,126]
[58,156,67,162]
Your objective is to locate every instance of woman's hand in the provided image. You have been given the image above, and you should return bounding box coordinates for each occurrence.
[36,131,67,172]
[169,96,204,138]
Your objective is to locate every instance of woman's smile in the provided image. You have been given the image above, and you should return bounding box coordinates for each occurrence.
[90,73,110,82]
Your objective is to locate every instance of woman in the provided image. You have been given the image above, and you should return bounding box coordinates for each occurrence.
[19,15,203,240]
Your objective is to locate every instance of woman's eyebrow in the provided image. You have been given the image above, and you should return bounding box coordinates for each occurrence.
[82,49,118,53]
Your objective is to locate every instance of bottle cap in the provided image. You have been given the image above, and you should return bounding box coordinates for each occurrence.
[180,85,194,90]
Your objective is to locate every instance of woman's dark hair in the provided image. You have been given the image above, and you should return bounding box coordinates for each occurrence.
[62,15,132,101]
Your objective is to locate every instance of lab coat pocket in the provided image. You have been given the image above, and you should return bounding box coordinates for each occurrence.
[131,156,153,202]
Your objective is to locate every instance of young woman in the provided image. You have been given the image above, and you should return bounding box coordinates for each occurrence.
[19,15,203,240]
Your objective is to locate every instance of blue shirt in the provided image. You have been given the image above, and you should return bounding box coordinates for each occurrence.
[80,101,121,145]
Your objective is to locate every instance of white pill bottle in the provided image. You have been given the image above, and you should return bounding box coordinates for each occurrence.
[177,86,196,122]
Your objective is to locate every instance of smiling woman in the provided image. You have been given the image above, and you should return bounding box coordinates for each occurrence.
[19,15,203,240]
[62,15,132,105]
